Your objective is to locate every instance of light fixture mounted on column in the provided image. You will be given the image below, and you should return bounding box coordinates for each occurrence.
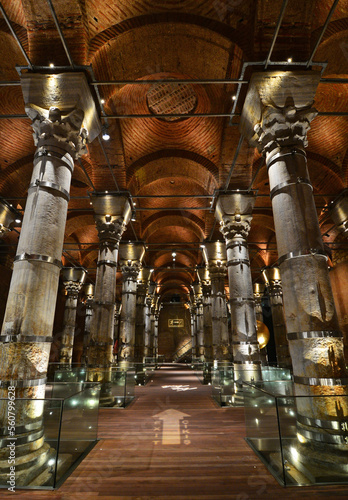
[102,125,110,141]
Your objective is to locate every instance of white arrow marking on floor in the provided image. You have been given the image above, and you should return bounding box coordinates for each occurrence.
[162,385,197,391]
[153,409,190,445]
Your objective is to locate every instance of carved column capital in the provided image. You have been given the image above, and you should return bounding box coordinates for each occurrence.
[26,105,88,159]
[63,280,83,299]
[121,262,142,281]
[219,215,252,240]
[254,105,317,156]
[96,218,127,248]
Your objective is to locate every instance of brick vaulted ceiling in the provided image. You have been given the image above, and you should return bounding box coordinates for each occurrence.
[0,0,347,304]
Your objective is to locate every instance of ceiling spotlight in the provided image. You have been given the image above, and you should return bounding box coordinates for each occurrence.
[172,251,176,259]
[15,218,21,224]
[102,126,110,141]
[287,57,292,63]
[232,95,236,100]
[101,99,105,104]
[49,63,54,68]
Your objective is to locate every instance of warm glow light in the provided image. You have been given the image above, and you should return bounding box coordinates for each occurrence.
[49,63,54,68]
[287,57,293,63]
[297,432,307,444]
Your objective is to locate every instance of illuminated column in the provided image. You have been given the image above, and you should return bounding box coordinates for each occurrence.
[241,71,348,464]
[59,267,87,365]
[0,72,99,484]
[150,301,156,358]
[216,193,261,379]
[198,267,213,362]
[144,281,155,359]
[154,307,160,360]
[118,242,145,364]
[190,301,197,360]
[328,191,348,362]
[87,194,131,388]
[134,268,150,362]
[262,267,291,368]
[81,283,94,364]
[253,283,268,365]
[193,282,204,360]
[203,242,229,362]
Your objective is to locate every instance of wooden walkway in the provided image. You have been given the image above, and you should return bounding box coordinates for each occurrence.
[3,364,348,499]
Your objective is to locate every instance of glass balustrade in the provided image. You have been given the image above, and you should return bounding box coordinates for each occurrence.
[0,382,100,490]
[243,380,348,486]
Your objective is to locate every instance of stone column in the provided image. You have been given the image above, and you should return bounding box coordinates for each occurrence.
[87,194,131,399]
[193,282,204,360]
[154,308,160,360]
[150,298,157,358]
[253,283,268,365]
[328,191,348,362]
[203,242,229,362]
[190,301,197,361]
[216,193,261,380]
[118,242,145,364]
[113,299,122,361]
[81,283,94,364]
[198,267,213,362]
[241,70,348,469]
[135,268,151,363]
[0,72,99,485]
[262,267,291,368]
[59,267,87,365]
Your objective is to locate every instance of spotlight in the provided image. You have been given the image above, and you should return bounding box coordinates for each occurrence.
[287,57,293,63]
[49,63,54,68]
[102,126,110,141]
[15,219,21,224]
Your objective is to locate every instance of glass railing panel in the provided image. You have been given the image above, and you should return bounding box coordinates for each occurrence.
[56,382,100,486]
[125,368,135,406]
[277,393,348,486]
[0,397,62,489]
[243,382,286,486]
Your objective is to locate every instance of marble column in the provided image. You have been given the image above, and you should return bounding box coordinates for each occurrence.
[216,193,261,380]
[241,70,348,469]
[253,283,268,365]
[87,194,132,400]
[144,281,156,359]
[190,301,197,361]
[203,242,229,362]
[135,268,151,363]
[193,282,204,360]
[328,191,348,362]
[198,267,213,363]
[113,299,122,361]
[262,267,291,368]
[59,267,87,365]
[118,242,145,364]
[81,283,94,364]
[154,308,160,360]
[0,72,99,485]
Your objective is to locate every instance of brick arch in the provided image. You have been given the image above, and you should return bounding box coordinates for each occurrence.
[88,13,249,58]
[141,212,205,242]
[127,149,219,190]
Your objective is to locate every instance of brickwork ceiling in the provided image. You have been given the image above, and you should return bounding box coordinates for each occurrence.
[0,0,347,302]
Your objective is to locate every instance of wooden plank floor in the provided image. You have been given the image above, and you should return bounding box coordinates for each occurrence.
[3,364,348,499]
